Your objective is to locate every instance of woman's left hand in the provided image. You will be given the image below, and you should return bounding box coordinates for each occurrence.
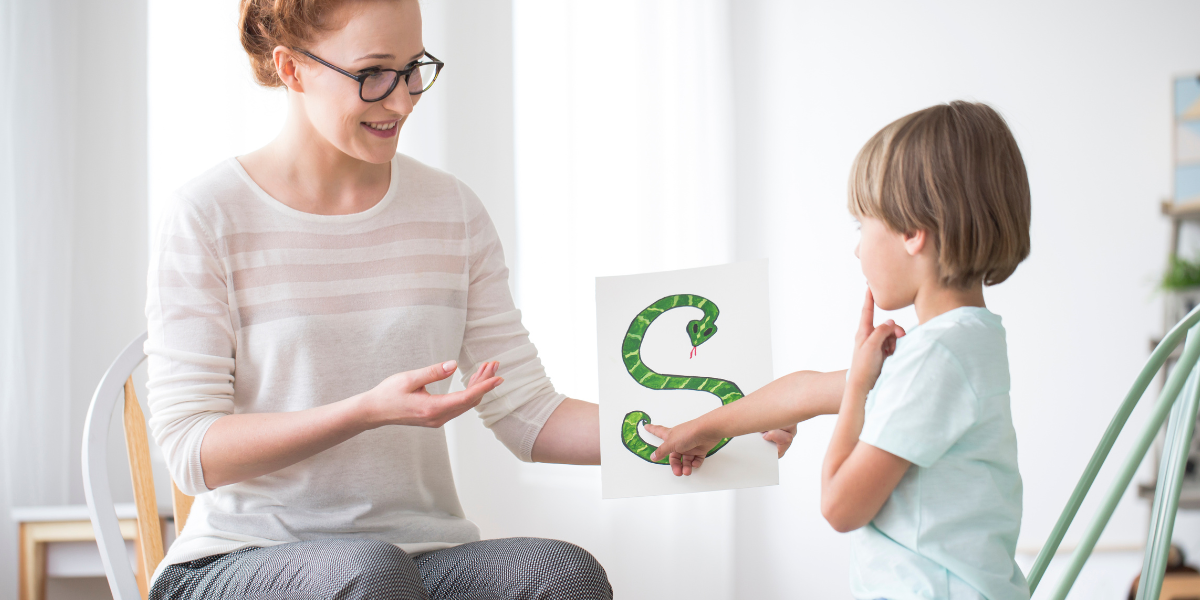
[763,425,797,458]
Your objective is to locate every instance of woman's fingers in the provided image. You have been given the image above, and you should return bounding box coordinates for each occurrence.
[439,374,503,417]
[762,426,796,458]
[467,361,499,387]
[463,371,503,400]
[415,374,503,427]
[669,452,683,477]
[369,361,504,429]
[406,360,460,390]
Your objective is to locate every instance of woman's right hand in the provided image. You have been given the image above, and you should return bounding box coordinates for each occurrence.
[358,360,503,429]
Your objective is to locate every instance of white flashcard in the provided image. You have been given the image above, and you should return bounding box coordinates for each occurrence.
[597,260,778,499]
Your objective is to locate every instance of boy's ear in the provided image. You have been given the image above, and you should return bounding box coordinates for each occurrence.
[903,229,927,256]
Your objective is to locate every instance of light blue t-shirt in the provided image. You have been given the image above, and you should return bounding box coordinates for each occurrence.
[850,307,1027,600]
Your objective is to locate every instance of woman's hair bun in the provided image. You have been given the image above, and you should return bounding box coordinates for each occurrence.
[238,0,339,87]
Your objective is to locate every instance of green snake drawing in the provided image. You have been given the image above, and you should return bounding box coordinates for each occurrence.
[621,294,744,464]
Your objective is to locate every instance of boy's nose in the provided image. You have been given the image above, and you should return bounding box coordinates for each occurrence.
[854,243,860,259]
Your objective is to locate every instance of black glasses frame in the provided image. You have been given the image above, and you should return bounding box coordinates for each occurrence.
[298,49,444,102]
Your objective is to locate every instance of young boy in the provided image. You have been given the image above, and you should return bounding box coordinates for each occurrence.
[648,101,1031,600]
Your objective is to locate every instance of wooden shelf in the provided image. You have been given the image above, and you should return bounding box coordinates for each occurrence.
[1151,338,1186,361]
[1138,482,1200,510]
[1164,198,1200,221]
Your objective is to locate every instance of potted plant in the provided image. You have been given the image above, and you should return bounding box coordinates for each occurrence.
[1164,254,1200,328]
[1150,254,1200,497]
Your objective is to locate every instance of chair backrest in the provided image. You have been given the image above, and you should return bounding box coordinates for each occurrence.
[1028,304,1200,600]
[83,332,194,600]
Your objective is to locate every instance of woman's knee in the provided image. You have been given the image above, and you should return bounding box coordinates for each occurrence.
[520,538,612,599]
[305,539,426,599]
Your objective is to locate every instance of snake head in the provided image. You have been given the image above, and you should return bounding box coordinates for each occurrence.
[687,319,717,348]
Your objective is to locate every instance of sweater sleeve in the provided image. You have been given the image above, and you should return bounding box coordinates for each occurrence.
[144,197,236,495]
[456,181,566,461]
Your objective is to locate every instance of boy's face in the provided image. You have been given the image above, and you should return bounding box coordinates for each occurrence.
[854,216,923,311]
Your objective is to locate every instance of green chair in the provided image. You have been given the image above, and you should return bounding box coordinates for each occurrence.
[1029,304,1200,599]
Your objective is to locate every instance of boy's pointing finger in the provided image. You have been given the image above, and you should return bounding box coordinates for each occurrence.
[644,423,672,443]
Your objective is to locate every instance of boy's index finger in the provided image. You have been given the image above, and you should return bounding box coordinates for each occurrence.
[859,288,875,334]
[643,423,669,438]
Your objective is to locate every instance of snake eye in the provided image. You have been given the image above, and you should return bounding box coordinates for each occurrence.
[703,328,713,336]
[692,324,698,333]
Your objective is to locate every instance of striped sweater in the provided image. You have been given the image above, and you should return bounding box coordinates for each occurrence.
[145,153,565,577]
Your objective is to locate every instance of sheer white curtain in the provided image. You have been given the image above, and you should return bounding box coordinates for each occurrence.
[509,2,738,598]
[3,0,147,595]
[0,0,79,593]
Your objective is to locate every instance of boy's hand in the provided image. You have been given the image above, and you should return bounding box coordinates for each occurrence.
[645,421,724,476]
[849,288,906,393]
[646,422,797,476]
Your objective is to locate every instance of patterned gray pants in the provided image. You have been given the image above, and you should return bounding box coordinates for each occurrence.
[149,537,613,600]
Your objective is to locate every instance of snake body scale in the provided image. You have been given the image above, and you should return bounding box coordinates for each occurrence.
[620,294,744,464]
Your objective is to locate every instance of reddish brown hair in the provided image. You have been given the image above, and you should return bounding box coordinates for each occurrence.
[848,101,1031,288]
[239,0,348,87]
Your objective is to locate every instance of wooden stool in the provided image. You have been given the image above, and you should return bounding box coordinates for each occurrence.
[1161,573,1200,600]
[13,503,170,600]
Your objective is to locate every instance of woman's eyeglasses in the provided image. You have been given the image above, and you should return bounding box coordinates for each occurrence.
[298,49,444,102]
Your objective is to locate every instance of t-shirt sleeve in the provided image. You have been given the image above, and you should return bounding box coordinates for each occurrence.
[859,340,978,468]
[456,181,565,461]
[144,197,236,495]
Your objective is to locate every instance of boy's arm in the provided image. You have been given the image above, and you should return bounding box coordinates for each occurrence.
[690,369,846,437]
[531,396,807,466]
[821,289,910,532]
[645,369,847,472]
[820,374,910,532]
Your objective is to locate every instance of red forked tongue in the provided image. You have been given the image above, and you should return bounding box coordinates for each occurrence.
[690,346,697,359]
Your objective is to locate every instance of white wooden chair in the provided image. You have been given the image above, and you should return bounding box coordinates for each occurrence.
[82,332,194,600]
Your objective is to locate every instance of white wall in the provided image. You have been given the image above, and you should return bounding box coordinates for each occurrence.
[726,1,1196,597]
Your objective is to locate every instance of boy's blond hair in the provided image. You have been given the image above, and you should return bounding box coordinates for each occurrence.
[848,101,1031,288]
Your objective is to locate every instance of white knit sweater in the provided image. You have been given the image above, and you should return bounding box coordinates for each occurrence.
[145,153,565,579]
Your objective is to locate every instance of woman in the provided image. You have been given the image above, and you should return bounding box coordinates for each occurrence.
[146,0,796,598]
